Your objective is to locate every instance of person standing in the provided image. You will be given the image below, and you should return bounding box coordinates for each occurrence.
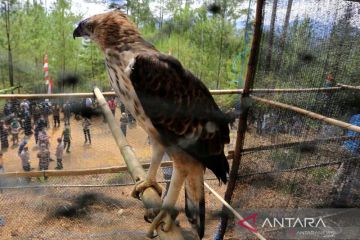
[36,116,47,131]
[55,138,64,170]
[0,121,9,151]
[62,124,71,153]
[82,117,92,144]
[324,73,336,88]
[18,139,28,156]
[0,152,4,192]
[3,101,13,117]
[24,111,32,136]
[63,101,72,125]
[37,144,50,180]
[20,146,31,172]
[38,129,50,149]
[32,105,41,124]
[53,104,61,128]
[10,118,21,146]
[34,124,40,145]
[120,113,128,136]
[41,99,52,128]
[108,97,117,116]
[20,99,30,113]
[0,152,4,173]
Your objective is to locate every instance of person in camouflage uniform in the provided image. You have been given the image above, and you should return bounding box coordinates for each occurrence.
[20,146,31,172]
[43,99,52,128]
[120,112,128,136]
[62,124,71,153]
[23,111,32,136]
[38,129,50,149]
[55,138,64,170]
[63,101,72,125]
[37,144,50,179]
[52,104,61,128]
[82,117,92,144]
[0,152,4,173]
[32,105,41,124]
[0,121,9,150]
[10,118,21,146]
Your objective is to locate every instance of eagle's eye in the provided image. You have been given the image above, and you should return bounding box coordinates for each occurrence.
[86,22,95,34]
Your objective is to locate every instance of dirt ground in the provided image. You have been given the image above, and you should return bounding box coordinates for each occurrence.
[0,113,355,239]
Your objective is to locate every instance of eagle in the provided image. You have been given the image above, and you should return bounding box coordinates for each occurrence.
[73,10,231,239]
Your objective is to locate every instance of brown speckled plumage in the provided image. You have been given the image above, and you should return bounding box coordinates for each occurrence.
[73,10,231,238]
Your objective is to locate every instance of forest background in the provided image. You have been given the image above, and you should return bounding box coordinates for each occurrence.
[0,0,359,108]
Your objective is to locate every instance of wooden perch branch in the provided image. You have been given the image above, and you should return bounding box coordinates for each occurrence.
[93,87,191,240]
[0,161,174,178]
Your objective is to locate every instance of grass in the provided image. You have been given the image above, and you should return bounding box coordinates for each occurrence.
[306,167,336,185]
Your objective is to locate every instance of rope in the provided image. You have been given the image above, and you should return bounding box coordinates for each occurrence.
[204,182,267,240]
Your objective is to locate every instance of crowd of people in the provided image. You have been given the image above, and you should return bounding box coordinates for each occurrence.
[0,96,137,176]
[0,99,74,176]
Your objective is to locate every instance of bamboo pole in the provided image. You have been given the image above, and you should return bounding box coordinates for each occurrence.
[93,87,191,240]
[0,161,174,178]
[241,135,360,154]
[251,96,360,133]
[205,182,267,240]
[217,0,265,239]
[0,86,344,99]
[337,84,360,90]
[0,92,116,99]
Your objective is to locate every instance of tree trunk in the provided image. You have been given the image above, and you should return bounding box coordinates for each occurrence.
[332,4,352,80]
[277,0,293,67]
[216,0,228,89]
[216,21,224,89]
[265,0,278,72]
[5,2,15,92]
[159,0,164,29]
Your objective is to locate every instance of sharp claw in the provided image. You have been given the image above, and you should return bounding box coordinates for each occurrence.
[144,208,159,223]
[131,179,163,200]
[146,209,173,238]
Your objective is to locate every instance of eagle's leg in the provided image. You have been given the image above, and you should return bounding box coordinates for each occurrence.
[147,153,187,237]
[131,139,164,199]
[147,153,194,237]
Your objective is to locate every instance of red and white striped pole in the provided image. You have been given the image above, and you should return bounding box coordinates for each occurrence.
[43,53,52,94]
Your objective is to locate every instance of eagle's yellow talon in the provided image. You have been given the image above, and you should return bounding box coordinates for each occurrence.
[146,209,172,238]
[131,179,163,200]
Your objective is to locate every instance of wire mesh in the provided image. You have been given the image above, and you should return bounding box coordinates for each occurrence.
[0,0,359,239]
[0,173,228,239]
[224,0,360,238]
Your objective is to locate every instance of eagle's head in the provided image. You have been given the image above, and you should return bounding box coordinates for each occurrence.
[73,10,141,51]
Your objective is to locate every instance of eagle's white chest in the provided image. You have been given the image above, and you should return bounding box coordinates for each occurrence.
[105,49,158,138]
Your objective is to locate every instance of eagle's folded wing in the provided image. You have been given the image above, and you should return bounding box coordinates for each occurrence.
[130,53,230,182]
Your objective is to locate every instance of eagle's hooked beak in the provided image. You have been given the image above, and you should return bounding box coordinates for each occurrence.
[73,19,88,39]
